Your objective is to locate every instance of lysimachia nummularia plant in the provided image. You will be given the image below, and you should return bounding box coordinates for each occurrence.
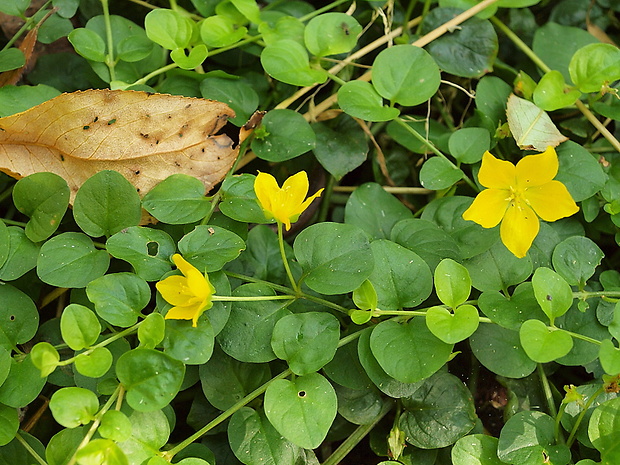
[1,0,620,465]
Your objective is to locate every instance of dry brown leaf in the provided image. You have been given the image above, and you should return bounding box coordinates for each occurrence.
[0,89,238,199]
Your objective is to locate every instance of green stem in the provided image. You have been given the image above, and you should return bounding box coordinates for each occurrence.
[1,218,27,227]
[416,0,433,35]
[100,0,116,82]
[559,329,602,346]
[490,17,550,73]
[537,364,558,420]
[392,117,478,191]
[298,0,350,22]
[211,295,295,302]
[278,222,299,293]
[15,432,48,465]
[224,271,294,294]
[317,175,335,223]
[130,63,178,87]
[322,401,393,465]
[566,385,605,448]
[165,368,293,459]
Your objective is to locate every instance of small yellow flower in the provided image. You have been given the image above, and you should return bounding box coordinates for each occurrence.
[254,171,324,231]
[462,146,579,258]
[156,254,215,327]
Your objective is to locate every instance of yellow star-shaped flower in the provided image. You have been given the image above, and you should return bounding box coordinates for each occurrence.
[462,146,579,258]
[254,171,324,231]
[156,254,215,327]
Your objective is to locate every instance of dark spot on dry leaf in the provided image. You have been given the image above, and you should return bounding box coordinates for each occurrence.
[83,125,90,130]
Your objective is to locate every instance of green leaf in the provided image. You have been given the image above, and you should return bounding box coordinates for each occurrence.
[200,77,258,126]
[145,8,194,50]
[422,8,497,78]
[419,156,464,190]
[0,227,38,281]
[353,280,378,311]
[49,387,99,428]
[260,40,327,86]
[0,49,25,73]
[46,429,88,465]
[30,342,60,377]
[294,222,374,295]
[138,313,166,350]
[555,301,607,366]
[178,225,245,272]
[200,15,246,47]
[264,373,337,449]
[60,304,101,351]
[74,347,113,378]
[313,115,368,180]
[116,409,170,464]
[86,273,151,327]
[478,282,547,330]
[0,0,29,16]
[0,356,47,408]
[75,439,128,465]
[531,267,573,323]
[163,318,214,365]
[506,94,568,151]
[519,319,573,363]
[464,240,532,292]
[117,35,154,62]
[106,226,176,281]
[0,432,45,465]
[304,13,361,57]
[498,411,570,465]
[219,174,268,224]
[218,283,290,363]
[337,80,400,122]
[589,397,620,463]
[368,240,433,310]
[251,109,316,161]
[569,43,620,93]
[372,45,441,106]
[439,0,498,18]
[555,141,607,202]
[229,407,304,465]
[469,324,536,378]
[434,258,471,308]
[68,28,107,62]
[271,312,340,375]
[170,45,208,70]
[142,174,211,224]
[0,403,19,446]
[399,371,477,449]
[116,348,185,412]
[0,84,61,118]
[0,284,38,352]
[370,319,453,384]
[229,0,260,23]
[99,410,132,442]
[599,340,620,375]
[12,172,70,242]
[259,15,305,46]
[451,434,503,465]
[199,346,271,410]
[552,236,603,288]
[426,304,479,344]
[448,128,490,164]
[73,170,141,237]
[344,182,413,240]
[533,70,581,111]
[474,76,512,128]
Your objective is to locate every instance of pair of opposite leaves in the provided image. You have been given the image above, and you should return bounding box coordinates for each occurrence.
[0,89,238,201]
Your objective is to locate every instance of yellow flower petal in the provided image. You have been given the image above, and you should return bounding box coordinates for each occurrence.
[164,304,202,327]
[462,188,512,228]
[478,151,516,189]
[254,172,280,215]
[525,180,579,222]
[172,254,196,277]
[499,200,539,258]
[156,275,196,307]
[281,171,310,207]
[515,146,558,188]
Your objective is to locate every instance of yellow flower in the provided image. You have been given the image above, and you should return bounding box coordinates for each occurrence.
[462,146,579,258]
[254,171,324,231]
[156,254,215,327]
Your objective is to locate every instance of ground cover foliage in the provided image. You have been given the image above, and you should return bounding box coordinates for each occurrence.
[0,0,620,464]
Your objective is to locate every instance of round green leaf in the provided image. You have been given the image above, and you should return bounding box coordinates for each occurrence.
[37,232,110,288]
[260,39,327,86]
[294,222,374,295]
[178,225,245,272]
[372,45,441,106]
[264,373,337,449]
[60,304,100,351]
[422,8,497,78]
[451,434,503,465]
[426,304,479,344]
[219,173,268,224]
[99,410,132,442]
[337,80,400,122]
[251,109,316,161]
[370,319,453,384]
[448,128,490,164]
[464,240,532,292]
[12,172,70,242]
[106,226,176,281]
[68,28,106,62]
[0,347,11,387]
[0,284,38,352]
[0,227,39,281]
[533,70,581,111]
[368,239,433,310]
[75,438,128,465]
[531,267,573,323]
[73,170,142,237]
[170,45,208,70]
[0,403,19,446]
[0,356,46,408]
[478,282,547,331]
[200,77,258,126]
[74,347,113,378]
[49,387,99,428]
[552,236,603,288]
[271,312,340,375]
[304,13,361,57]
[569,43,620,93]
[163,318,214,365]
[116,348,185,412]
[519,319,573,363]
[142,174,211,224]
[419,156,464,190]
[599,339,620,376]
[117,35,154,62]
[229,407,303,465]
[0,48,25,73]
[353,279,378,311]
[138,313,166,349]
[589,397,620,462]
[434,258,471,308]
[555,141,607,203]
[200,15,247,47]
[86,272,150,327]
[399,371,477,449]
[145,8,194,50]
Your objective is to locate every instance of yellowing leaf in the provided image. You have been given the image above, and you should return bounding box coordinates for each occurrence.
[506,93,568,151]
[0,89,237,199]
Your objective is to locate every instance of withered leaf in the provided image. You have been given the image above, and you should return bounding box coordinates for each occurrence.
[0,89,238,199]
